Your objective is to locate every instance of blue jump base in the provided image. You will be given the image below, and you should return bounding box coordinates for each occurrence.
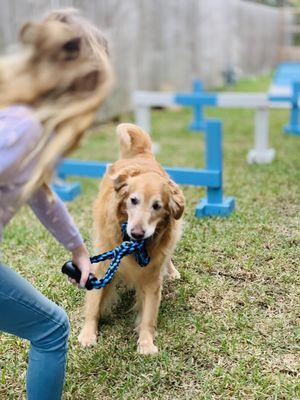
[55,119,234,218]
[52,181,81,202]
[284,125,300,136]
[196,196,235,218]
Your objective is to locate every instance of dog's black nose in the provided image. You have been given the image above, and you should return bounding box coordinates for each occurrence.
[131,229,145,240]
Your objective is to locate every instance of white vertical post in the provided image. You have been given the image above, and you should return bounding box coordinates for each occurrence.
[133,105,161,153]
[134,106,151,133]
[247,107,275,164]
[255,107,269,151]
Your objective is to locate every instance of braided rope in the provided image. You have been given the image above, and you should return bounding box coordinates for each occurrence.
[86,223,150,289]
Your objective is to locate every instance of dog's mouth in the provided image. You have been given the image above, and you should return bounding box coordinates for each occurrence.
[126,218,166,242]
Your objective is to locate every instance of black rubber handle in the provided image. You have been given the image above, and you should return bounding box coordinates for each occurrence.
[62,261,95,290]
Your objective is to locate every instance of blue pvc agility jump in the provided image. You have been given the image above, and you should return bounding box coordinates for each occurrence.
[56,119,235,218]
[269,62,300,136]
[176,73,300,137]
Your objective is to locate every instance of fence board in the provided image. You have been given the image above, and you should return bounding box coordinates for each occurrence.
[0,0,291,119]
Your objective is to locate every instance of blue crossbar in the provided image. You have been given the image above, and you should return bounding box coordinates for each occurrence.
[57,160,221,188]
[268,95,292,102]
[58,160,108,179]
[175,93,217,106]
[164,167,220,187]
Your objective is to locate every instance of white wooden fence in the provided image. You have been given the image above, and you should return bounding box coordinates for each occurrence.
[0,0,291,119]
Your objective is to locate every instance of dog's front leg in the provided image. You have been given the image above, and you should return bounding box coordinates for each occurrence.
[78,261,112,347]
[78,288,106,347]
[136,279,162,355]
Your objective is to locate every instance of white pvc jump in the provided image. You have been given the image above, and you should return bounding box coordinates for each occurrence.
[133,91,291,164]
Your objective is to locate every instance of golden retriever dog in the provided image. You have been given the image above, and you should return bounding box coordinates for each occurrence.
[78,123,185,355]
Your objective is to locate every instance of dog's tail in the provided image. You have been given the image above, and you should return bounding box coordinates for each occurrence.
[116,123,152,159]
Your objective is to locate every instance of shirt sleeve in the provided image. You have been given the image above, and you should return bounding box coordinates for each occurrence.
[28,185,84,251]
[0,106,43,180]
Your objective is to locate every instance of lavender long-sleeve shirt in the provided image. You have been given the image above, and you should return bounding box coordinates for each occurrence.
[0,105,83,251]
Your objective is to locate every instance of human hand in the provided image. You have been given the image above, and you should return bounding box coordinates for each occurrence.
[70,244,92,288]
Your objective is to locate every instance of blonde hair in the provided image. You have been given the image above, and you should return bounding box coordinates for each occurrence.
[0,8,113,200]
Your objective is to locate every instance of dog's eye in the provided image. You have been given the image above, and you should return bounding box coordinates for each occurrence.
[130,197,139,205]
[152,202,161,211]
[62,37,81,60]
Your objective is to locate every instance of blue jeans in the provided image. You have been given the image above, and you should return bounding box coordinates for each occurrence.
[0,264,69,400]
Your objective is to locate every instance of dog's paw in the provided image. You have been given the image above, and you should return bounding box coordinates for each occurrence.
[137,341,158,355]
[78,327,97,347]
[166,261,181,281]
[166,268,181,280]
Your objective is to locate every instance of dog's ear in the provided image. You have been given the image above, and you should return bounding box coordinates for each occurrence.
[167,180,185,220]
[70,69,101,92]
[113,171,129,194]
[19,22,40,45]
[111,167,140,195]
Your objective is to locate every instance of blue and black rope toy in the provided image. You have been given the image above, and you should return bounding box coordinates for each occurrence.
[62,223,150,290]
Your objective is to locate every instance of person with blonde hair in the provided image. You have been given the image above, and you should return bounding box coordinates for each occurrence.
[0,9,112,400]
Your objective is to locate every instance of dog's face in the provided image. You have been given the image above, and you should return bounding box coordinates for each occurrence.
[20,20,82,63]
[7,18,107,101]
[112,169,184,240]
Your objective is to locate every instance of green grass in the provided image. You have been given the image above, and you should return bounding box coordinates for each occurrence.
[1,75,300,399]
